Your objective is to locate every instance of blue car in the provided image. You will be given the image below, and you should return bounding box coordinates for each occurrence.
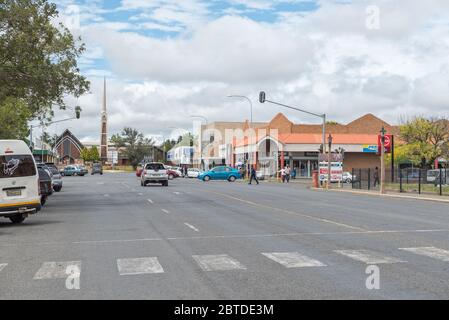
[198,166,242,182]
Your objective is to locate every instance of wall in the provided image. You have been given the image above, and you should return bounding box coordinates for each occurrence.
[344,153,381,172]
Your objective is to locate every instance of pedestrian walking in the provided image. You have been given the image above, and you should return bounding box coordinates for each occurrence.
[280,168,286,183]
[292,168,297,180]
[373,167,380,187]
[285,166,291,183]
[248,166,259,185]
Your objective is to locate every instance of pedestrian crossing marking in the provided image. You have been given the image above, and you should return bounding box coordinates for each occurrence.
[33,261,82,280]
[399,247,449,262]
[117,257,164,275]
[0,264,7,272]
[335,250,405,264]
[262,252,327,268]
[193,255,247,272]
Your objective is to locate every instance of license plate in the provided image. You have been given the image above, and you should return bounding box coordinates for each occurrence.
[7,190,22,197]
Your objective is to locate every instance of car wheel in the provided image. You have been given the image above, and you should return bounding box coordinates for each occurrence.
[228,176,236,182]
[9,214,25,224]
[203,176,211,182]
[54,186,62,192]
[168,174,174,180]
[162,181,169,187]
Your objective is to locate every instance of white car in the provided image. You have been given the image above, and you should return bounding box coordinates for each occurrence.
[141,163,169,187]
[0,140,41,224]
[187,168,201,178]
[342,172,353,183]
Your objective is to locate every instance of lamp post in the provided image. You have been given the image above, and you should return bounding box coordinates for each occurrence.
[190,116,208,170]
[380,126,386,194]
[327,134,333,190]
[228,95,254,177]
[259,92,327,179]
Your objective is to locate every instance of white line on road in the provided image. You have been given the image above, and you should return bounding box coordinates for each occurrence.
[104,194,110,197]
[147,199,154,204]
[399,247,449,262]
[117,257,164,275]
[184,223,199,232]
[193,254,246,271]
[173,192,181,195]
[0,263,7,272]
[138,193,143,196]
[335,250,406,264]
[33,261,82,280]
[161,209,170,214]
[262,252,327,268]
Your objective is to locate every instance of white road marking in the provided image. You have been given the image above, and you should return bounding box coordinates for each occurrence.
[262,252,327,268]
[0,264,7,272]
[147,199,154,204]
[173,192,181,195]
[184,223,199,232]
[104,194,110,197]
[138,193,143,196]
[399,247,449,262]
[117,257,164,275]
[193,254,247,272]
[335,250,405,264]
[33,261,82,280]
[161,209,170,214]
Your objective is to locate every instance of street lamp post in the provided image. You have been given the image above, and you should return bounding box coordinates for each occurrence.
[228,95,253,178]
[259,92,327,182]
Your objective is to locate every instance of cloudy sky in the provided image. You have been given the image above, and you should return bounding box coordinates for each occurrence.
[44,0,449,143]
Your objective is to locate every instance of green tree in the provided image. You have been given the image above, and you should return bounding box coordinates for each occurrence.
[399,117,449,168]
[112,128,155,169]
[80,147,90,163]
[0,97,31,139]
[89,146,100,162]
[0,0,90,120]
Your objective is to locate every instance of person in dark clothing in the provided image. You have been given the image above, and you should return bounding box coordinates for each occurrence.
[248,166,259,185]
[373,167,380,187]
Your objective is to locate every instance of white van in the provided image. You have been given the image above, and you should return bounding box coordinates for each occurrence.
[0,140,41,224]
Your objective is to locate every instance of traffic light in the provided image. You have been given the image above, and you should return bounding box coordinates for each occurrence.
[259,91,266,104]
[75,106,82,119]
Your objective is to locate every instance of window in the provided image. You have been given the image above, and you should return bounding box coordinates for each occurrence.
[146,163,165,171]
[0,155,36,179]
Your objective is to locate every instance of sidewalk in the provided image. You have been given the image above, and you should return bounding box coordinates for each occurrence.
[312,186,449,204]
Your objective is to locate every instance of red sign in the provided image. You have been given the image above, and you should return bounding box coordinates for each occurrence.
[377,135,393,154]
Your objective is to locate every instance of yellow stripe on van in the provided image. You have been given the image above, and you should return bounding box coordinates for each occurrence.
[0,201,40,208]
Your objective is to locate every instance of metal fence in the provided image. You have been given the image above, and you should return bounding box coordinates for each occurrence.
[352,168,449,197]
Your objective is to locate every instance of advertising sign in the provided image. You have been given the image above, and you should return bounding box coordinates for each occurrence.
[363,145,378,153]
[319,162,343,182]
[377,135,393,154]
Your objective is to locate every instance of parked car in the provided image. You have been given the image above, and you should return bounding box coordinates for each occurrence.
[38,163,62,192]
[187,168,201,178]
[198,166,242,182]
[136,167,144,178]
[78,165,89,176]
[63,165,84,176]
[166,168,180,180]
[427,169,448,185]
[37,167,53,206]
[342,172,353,183]
[0,140,41,224]
[91,163,103,175]
[141,163,169,187]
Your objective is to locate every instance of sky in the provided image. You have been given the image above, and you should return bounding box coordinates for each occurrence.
[43,0,449,143]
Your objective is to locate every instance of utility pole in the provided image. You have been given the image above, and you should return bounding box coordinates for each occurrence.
[380,126,386,194]
[327,134,333,190]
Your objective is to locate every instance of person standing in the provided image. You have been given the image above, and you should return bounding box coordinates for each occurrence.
[249,166,259,185]
[373,167,380,187]
[280,167,286,183]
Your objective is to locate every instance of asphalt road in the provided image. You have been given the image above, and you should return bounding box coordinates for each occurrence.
[1,173,449,300]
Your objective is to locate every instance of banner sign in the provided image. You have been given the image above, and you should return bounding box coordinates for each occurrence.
[377,135,393,154]
[362,145,378,153]
[319,161,343,182]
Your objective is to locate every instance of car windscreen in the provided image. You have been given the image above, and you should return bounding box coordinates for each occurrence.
[146,164,165,171]
[38,168,51,181]
[427,171,438,177]
[48,167,59,175]
[0,155,37,179]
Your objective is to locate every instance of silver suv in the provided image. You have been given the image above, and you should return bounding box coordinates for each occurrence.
[141,163,169,187]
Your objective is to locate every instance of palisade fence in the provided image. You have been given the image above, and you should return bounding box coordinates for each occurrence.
[351,167,449,197]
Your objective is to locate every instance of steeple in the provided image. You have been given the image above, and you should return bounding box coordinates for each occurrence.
[100,77,108,163]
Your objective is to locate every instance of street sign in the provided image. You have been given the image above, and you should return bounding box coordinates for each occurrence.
[377,134,393,154]
[319,161,343,182]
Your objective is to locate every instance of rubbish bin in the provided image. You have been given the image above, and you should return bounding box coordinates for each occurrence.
[312,170,319,188]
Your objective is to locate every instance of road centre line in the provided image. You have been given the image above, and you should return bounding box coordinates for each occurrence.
[206,190,368,232]
[184,223,200,232]
[161,209,170,214]
[147,199,154,204]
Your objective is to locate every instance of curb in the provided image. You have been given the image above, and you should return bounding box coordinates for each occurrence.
[311,187,449,204]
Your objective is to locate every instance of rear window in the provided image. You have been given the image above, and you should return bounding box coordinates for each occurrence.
[146,163,165,171]
[0,155,37,179]
[48,167,59,175]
